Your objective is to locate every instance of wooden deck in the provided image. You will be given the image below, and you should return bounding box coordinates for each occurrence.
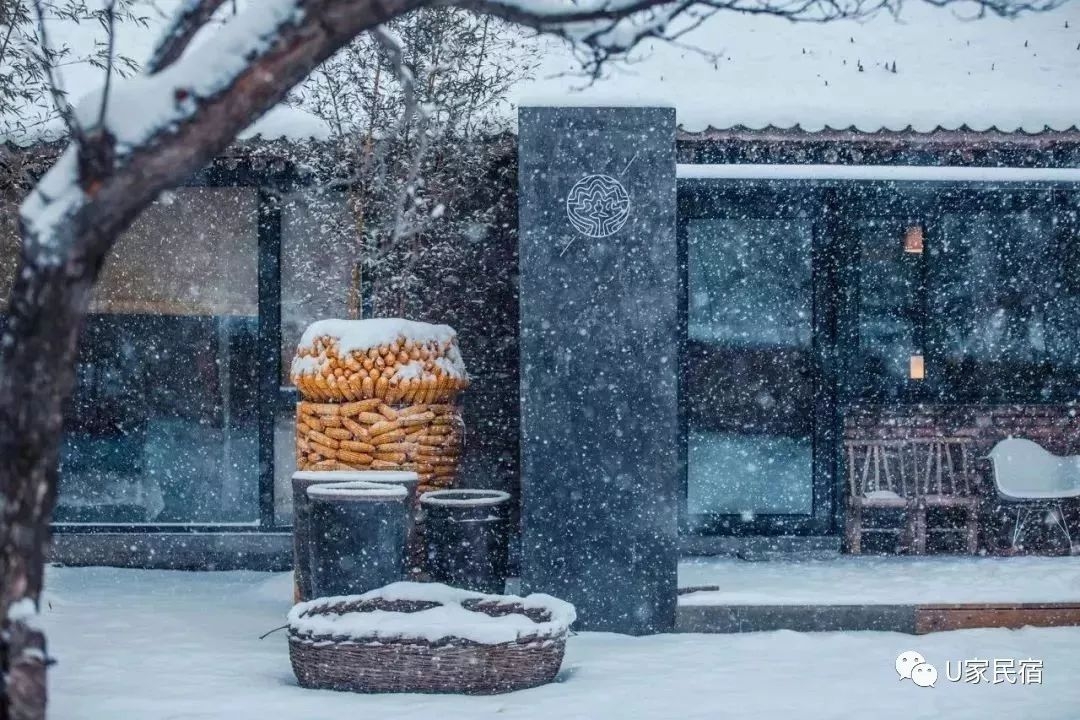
[677,555,1080,633]
[914,603,1080,633]
[677,601,1080,634]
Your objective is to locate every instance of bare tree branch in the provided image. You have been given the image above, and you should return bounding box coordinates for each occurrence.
[372,26,417,129]
[30,0,83,140]
[0,0,1067,717]
[450,0,1068,73]
[96,0,118,128]
[146,0,229,74]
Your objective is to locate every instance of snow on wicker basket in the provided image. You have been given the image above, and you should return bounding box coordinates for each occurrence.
[287,582,576,695]
[290,319,469,405]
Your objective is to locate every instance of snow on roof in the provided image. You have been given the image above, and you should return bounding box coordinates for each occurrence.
[7,1,1078,144]
[1,0,330,146]
[237,103,329,142]
[511,1,1080,134]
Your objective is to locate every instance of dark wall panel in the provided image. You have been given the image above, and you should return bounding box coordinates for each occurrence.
[518,107,678,634]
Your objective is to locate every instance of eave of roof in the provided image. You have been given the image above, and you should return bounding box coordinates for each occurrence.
[675,124,1080,169]
[678,124,1080,145]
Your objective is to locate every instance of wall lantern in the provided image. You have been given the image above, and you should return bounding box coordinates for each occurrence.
[910,354,925,380]
[904,225,924,254]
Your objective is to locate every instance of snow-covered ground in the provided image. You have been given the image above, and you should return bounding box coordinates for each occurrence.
[41,566,1080,719]
[679,556,1080,605]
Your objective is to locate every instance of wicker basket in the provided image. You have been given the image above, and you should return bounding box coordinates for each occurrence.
[291,319,469,404]
[288,583,575,694]
[295,399,462,495]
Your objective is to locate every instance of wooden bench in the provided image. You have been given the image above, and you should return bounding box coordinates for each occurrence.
[845,438,980,555]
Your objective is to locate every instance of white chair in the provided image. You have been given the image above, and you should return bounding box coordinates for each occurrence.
[988,438,1080,552]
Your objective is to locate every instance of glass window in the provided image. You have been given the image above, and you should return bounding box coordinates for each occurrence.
[279,188,356,381]
[855,218,920,400]
[852,192,1080,402]
[932,208,1080,398]
[689,219,812,348]
[275,187,354,524]
[56,187,260,524]
[685,217,814,518]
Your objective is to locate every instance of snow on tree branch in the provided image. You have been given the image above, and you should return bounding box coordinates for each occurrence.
[19,0,424,259]
[75,0,300,149]
[147,0,231,74]
[19,0,1070,259]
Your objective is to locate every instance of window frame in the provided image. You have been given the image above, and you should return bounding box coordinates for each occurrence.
[678,178,1080,539]
[52,157,311,536]
[678,181,840,537]
[839,185,1080,406]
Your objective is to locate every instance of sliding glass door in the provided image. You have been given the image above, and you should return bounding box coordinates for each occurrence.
[680,185,836,535]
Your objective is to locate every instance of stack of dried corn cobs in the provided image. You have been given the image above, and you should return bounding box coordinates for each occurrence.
[291,319,468,494]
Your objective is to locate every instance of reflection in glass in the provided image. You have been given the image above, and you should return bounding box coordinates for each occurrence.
[686,218,814,517]
[279,188,355,383]
[932,209,1080,398]
[856,218,919,396]
[55,187,260,524]
[275,188,353,525]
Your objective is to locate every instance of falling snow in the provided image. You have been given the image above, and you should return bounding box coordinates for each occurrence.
[2,0,1080,717]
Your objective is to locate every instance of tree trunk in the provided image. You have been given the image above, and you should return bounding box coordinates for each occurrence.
[0,0,950,714]
[0,2,423,717]
[0,243,99,720]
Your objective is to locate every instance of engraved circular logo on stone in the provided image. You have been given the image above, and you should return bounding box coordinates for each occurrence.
[565,174,631,238]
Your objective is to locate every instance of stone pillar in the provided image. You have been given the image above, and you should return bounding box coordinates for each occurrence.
[517,107,678,634]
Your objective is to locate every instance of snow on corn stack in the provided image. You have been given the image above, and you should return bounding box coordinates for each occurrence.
[290,318,469,404]
[291,319,467,493]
